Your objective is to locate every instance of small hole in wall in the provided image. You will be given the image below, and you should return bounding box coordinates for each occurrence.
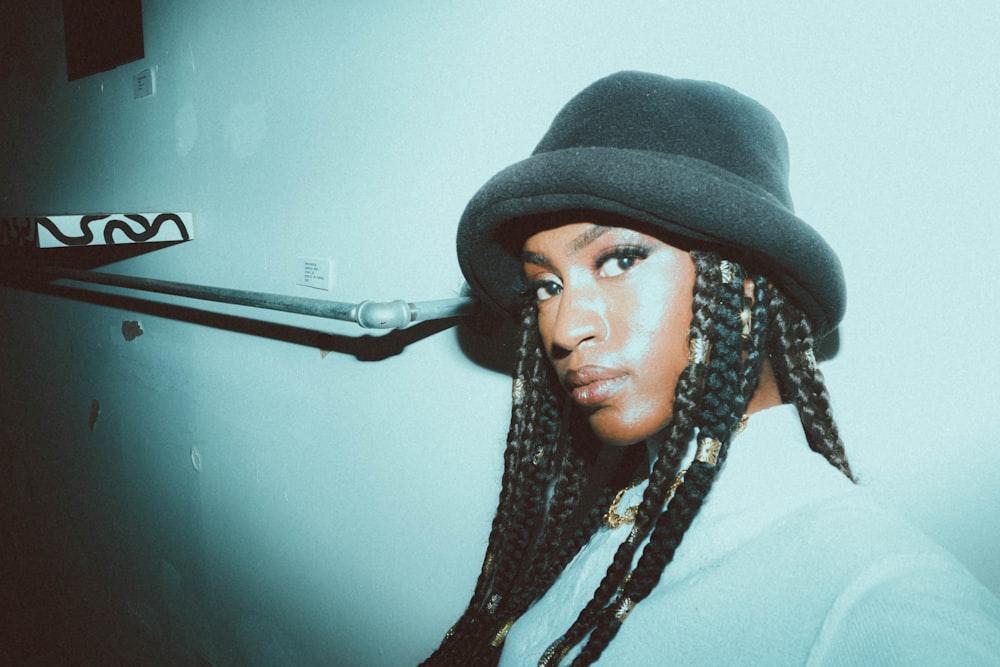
[122,320,143,341]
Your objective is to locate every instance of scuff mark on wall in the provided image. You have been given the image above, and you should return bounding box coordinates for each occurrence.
[88,399,101,431]
[224,101,267,159]
[175,104,198,157]
[122,320,144,341]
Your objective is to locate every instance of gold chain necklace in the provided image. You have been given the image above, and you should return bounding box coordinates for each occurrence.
[603,469,686,529]
[603,415,749,530]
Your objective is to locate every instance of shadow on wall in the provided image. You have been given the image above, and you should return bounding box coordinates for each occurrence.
[0,236,523,367]
[1,277,472,362]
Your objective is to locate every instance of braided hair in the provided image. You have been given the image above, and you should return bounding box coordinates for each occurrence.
[422,250,852,666]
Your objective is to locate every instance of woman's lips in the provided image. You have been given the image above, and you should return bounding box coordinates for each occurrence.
[563,366,627,408]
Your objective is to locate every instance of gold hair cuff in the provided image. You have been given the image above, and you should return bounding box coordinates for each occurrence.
[490,618,515,647]
[512,377,525,402]
[720,260,741,285]
[482,552,495,576]
[540,636,570,666]
[736,414,749,435]
[688,336,712,365]
[696,436,722,466]
[614,596,636,623]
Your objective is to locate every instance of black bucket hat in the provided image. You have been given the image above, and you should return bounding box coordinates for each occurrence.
[456,71,845,335]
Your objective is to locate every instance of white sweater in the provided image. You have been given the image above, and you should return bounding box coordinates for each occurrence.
[500,404,1000,666]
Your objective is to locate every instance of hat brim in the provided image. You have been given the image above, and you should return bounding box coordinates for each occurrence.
[457,146,845,335]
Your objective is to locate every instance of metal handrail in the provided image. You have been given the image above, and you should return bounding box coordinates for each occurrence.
[16,265,479,329]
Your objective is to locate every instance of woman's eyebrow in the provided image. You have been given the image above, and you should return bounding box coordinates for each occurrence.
[521,250,552,269]
[566,225,611,255]
[521,225,620,267]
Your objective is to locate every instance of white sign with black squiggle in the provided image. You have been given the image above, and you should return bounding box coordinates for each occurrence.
[1,213,194,248]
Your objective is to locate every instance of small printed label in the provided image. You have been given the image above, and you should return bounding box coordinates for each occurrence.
[297,257,332,291]
[133,69,154,98]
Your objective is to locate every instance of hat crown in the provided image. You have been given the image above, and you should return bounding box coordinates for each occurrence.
[534,71,794,210]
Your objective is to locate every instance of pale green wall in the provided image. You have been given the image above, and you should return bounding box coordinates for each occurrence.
[1,1,997,664]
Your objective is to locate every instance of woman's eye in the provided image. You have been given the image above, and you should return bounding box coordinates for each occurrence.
[535,280,562,302]
[599,252,644,278]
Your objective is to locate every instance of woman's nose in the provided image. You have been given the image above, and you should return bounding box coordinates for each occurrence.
[548,284,607,356]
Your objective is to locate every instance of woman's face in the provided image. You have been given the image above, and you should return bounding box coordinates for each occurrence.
[522,222,696,447]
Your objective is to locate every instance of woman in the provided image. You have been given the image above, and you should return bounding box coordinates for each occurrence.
[423,72,1000,665]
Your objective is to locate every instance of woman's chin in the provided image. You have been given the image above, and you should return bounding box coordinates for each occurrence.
[587,402,677,447]
[588,414,654,448]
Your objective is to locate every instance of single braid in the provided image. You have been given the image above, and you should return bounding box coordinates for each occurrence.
[767,289,854,480]
[740,275,771,405]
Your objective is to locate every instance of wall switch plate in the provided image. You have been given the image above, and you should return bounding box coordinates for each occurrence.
[133,68,155,98]
[297,257,333,291]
